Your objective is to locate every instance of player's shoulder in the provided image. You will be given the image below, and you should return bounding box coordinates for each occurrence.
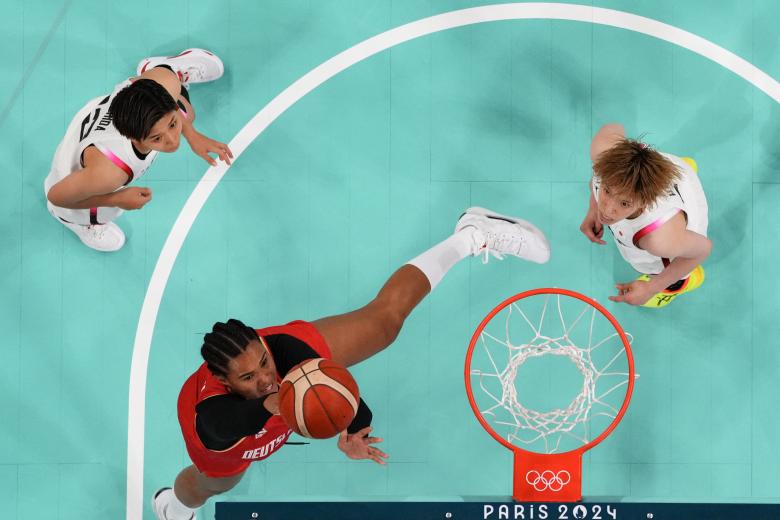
[80,145,130,181]
[264,333,320,375]
[637,211,688,254]
[265,333,316,354]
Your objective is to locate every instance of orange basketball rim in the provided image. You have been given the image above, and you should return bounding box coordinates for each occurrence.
[464,288,635,502]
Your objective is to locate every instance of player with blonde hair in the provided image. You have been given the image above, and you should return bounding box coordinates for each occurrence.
[581,123,711,307]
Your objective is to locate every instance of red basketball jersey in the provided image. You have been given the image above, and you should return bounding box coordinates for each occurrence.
[177,320,333,478]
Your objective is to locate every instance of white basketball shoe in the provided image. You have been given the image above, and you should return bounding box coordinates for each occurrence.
[137,48,224,86]
[455,206,550,264]
[152,488,195,520]
[54,215,126,252]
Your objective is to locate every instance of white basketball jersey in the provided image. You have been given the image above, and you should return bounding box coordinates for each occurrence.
[592,153,709,275]
[44,80,159,225]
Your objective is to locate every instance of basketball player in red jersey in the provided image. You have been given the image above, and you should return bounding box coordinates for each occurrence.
[152,207,551,520]
[45,49,233,252]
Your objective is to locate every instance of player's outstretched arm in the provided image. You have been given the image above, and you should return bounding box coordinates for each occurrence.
[142,66,233,167]
[47,148,152,210]
[178,95,233,167]
[582,124,623,245]
[610,213,712,305]
[638,218,711,290]
[337,426,388,465]
[580,179,606,245]
[590,123,625,162]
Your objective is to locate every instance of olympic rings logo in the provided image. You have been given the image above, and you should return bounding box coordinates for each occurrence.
[525,469,571,492]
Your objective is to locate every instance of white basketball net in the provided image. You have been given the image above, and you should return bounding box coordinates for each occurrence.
[470,293,634,454]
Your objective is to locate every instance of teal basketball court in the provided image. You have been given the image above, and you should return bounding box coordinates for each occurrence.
[2,1,779,518]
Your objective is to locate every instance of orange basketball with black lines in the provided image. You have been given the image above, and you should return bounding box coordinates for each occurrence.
[278,358,360,439]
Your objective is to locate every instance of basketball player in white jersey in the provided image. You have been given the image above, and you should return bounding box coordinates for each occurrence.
[45,48,233,252]
[580,123,711,308]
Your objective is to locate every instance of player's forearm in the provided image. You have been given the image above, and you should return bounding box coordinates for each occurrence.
[649,257,701,292]
[179,96,200,141]
[346,398,372,435]
[588,184,598,210]
[47,186,121,209]
[181,117,200,142]
[648,236,712,292]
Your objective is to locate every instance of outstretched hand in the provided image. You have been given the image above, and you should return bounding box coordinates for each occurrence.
[608,279,656,306]
[580,210,606,245]
[186,130,234,166]
[337,427,388,465]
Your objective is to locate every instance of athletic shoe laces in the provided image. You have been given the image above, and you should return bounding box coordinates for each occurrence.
[87,224,106,242]
[482,230,526,264]
[179,66,205,84]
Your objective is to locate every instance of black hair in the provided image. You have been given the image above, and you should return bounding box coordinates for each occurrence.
[108,79,178,140]
[201,319,260,377]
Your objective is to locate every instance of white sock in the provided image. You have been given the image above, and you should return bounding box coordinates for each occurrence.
[407,229,475,290]
[166,488,198,520]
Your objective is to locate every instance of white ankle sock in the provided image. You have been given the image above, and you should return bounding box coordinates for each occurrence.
[166,488,198,520]
[407,229,474,290]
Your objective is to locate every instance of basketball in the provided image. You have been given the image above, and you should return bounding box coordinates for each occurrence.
[278,358,360,439]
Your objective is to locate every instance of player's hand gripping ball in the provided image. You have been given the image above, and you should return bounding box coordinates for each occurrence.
[278,358,360,439]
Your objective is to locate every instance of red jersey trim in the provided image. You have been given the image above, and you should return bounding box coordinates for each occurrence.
[94,144,134,185]
[632,209,681,248]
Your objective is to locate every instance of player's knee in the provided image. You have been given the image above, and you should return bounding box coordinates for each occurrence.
[205,487,226,499]
[197,473,242,498]
[204,480,237,497]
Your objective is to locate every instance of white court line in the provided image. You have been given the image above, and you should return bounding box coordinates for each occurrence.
[127,3,780,518]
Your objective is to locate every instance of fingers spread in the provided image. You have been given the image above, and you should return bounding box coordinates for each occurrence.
[370,449,389,464]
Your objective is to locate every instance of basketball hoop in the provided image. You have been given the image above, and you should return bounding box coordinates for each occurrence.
[465,288,635,502]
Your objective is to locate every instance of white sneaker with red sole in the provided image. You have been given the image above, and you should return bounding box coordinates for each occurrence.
[137,48,224,86]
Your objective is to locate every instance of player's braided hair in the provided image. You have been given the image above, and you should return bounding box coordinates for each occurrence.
[109,79,178,140]
[201,319,260,377]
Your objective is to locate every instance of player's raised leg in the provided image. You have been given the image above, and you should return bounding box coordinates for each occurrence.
[314,207,550,367]
[150,207,549,519]
[153,467,245,520]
